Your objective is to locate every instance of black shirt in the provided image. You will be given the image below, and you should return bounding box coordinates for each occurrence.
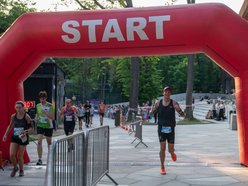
[84,104,91,114]
[13,113,30,136]
[157,99,176,127]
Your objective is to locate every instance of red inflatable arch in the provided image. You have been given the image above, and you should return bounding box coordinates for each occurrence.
[1,3,248,165]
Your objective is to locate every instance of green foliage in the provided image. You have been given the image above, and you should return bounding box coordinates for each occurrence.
[138,57,162,104]
[116,56,163,103]
[158,55,187,93]
[0,0,35,34]
[158,54,223,94]
[194,54,221,93]
[116,57,131,97]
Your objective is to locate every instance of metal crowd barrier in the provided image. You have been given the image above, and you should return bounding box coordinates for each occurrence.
[45,126,117,186]
[46,131,85,186]
[85,126,117,186]
[129,116,148,148]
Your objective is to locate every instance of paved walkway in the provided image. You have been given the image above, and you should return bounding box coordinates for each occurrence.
[1,116,248,186]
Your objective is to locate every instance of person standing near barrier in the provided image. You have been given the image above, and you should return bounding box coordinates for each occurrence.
[35,91,55,166]
[3,101,33,177]
[60,99,79,152]
[84,100,91,128]
[99,101,106,126]
[151,86,185,175]
[77,103,85,130]
[90,105,94,127]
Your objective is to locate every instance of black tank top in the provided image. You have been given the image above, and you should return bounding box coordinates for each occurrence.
[158,99,176,127]
[13,113,29,136]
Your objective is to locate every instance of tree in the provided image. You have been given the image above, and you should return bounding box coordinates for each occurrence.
[0,0,35,35]
[185,0,196,120]
[158,55,188,93]
[185,54,195,119]
[138,57,162,104]
[116,57,162,104]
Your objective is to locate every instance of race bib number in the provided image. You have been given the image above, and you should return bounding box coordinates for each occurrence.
[39,116,48,123]
[161,126,172,134]
[14,127,24,136]
[65,115,73,122]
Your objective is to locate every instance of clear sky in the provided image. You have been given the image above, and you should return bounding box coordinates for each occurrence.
[34,0,244,13]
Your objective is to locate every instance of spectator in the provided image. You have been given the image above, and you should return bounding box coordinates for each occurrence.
[216,100,226,121]
[212,100,217,119]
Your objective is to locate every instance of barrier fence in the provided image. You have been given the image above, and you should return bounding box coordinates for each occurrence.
[120,116,148,148]
[45,126,117,186]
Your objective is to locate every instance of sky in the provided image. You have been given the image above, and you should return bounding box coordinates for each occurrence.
[33,0,244,13]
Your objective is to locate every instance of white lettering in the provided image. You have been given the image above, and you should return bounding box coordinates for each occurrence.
[61,20,80,43]
[149,15,170,39]
[102,19,125,42]
[61,15,171,44]
[126,17,149,41]
[82,19,103,42]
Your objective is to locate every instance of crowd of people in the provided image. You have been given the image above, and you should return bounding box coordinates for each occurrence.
[2,88,234,177]
[206,98,227,121]
[1,91,109,177]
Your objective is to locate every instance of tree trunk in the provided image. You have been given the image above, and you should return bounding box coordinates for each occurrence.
[127,57,140,121]
[184,0,195,120]
[185,54,195,120]
[124,0,140,122]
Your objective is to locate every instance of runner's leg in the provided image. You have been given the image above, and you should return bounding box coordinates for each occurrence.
[159,141,166,168]
[37,134,43,160]
[10,143,18,168]
[18,145,26,171]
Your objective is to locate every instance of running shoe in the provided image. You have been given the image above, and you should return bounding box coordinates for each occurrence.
[36,159,42,165]
[160,167,166,175]
[10,167,19,177]
[171,153,177,162]
[19,170,24,177]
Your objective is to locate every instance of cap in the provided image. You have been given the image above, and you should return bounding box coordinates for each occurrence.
[163,86,172,92]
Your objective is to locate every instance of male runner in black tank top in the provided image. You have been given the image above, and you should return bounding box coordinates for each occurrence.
[151,86,185,175]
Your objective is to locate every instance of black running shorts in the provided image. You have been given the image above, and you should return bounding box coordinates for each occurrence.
[11,135,29,146]
[158,125,175,144]
[64,122,76,136]
[78,116,84,121]
[37,127,53,137]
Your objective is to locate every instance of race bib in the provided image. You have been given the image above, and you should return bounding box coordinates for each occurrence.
[65,115,73,122]
[14,127,24,136]
[39,116,48,123]
[161,126,172,134]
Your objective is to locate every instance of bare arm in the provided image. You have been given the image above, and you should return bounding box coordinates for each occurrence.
[42,109,55,120]
[150,100,160,114]
[3,115,15,141]
[74,107,79,115]
[59,107,64,119]
[173,100,186,117]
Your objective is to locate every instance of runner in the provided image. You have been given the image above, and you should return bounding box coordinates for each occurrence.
[90,105,94,128]
[60,99,79,152]
[98,101,106,126]
[151,86,185,175]
[77,103,85,130]
[84,100,91,128]
[35,91,55,166]
[2,101,33,177]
